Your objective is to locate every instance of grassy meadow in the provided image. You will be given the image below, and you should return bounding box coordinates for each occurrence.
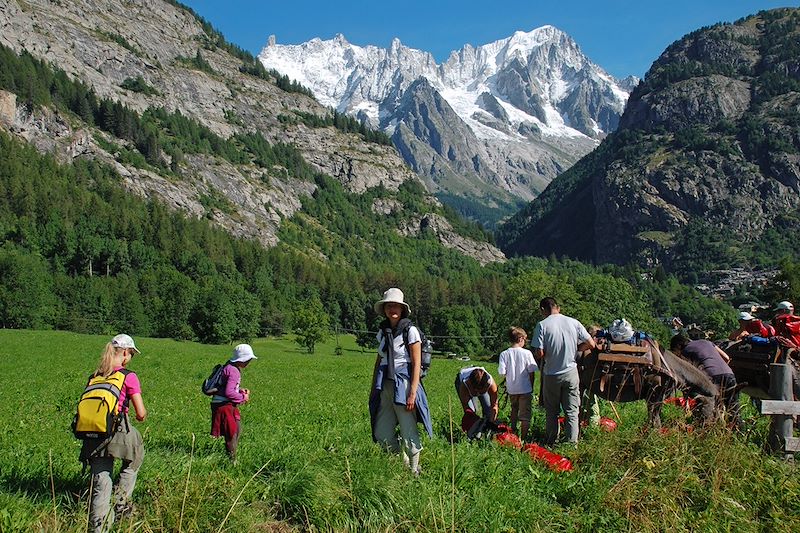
[0,329,798,532]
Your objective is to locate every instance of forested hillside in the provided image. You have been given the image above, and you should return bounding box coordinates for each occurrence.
[497,8,800,283]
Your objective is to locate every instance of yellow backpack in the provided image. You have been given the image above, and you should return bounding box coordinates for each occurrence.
[72,369,131,439]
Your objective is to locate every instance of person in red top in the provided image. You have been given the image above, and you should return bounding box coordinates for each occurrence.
[81,334,147,533]
[728,311,773,341]
[772,301,796,337]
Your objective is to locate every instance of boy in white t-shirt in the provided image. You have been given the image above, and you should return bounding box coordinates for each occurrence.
[497,326,538,441]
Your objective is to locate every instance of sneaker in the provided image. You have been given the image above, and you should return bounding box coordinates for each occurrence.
[114,503,134,520]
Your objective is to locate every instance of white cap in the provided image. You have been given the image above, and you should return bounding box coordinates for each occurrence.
[111,334,140,354]
[738,311,755,321]
[230,343,257,363]
[775,301,794,312]
[374,287,411,317]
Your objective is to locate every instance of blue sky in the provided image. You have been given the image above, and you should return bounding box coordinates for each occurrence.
[181,1,793,78]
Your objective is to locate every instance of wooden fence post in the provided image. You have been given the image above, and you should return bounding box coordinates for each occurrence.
[767,363,794,456]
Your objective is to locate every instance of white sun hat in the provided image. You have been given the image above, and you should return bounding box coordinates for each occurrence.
[229,344,258,363]
[374,287,411,317]
[111,333,140,354]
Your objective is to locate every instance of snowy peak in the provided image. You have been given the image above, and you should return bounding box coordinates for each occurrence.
[259,27,637,227]
[259,26,634,138]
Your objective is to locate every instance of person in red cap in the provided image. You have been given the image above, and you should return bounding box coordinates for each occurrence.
[210,344,257,461]
[772,301,796,340]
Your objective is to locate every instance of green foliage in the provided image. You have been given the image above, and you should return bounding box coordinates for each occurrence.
[431,305,482,355]
[120,76,160,96]
[176,50,215,76]
[0,244,55,328]
[292,295,330,353]
[279,109,392,146]
[435,192,521,234]
[96,30,141,57]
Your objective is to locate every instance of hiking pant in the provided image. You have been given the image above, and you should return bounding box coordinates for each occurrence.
[713,373,742,428]
[89,457,138,533]
[543,369,580,445]
[374,379,422,469]
[453,376,492,419]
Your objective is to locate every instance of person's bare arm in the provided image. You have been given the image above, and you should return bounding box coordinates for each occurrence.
[577,337,597,352]
[488,381,499,421]
[130,393,147,422]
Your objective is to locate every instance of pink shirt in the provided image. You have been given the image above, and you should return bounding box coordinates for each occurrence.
[211,364,246,404]
[115,367,141,414]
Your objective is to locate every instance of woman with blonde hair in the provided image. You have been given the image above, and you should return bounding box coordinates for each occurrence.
[79,334,147,533]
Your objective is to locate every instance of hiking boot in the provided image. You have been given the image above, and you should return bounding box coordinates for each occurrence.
[114,503,134,520]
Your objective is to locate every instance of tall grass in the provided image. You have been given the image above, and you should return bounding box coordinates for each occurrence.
[0,329,797,532]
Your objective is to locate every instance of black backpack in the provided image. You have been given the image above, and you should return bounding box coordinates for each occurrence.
[403,326,433,378]
[383,318,433,378]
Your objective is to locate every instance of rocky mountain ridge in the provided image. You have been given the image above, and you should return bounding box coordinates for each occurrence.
[496,8,800,274]
[0,0,504,264]
[259,27,637,227]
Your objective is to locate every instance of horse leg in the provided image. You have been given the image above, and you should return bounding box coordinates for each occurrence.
[646,388,663,429]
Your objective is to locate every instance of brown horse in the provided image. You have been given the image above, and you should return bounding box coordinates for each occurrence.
[579,338,719,427]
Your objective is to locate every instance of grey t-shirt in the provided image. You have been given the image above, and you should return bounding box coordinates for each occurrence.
[532,313,591,376]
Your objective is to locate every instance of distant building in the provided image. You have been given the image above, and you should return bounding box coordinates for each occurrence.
[737,302,768,314]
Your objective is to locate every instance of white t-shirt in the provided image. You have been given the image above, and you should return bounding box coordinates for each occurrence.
[377,326,421,371]
[532,313,591,376]
[458,366,494,389]
[497,347,538,394]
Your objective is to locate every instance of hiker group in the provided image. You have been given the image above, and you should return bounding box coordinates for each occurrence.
[72,290,796,531]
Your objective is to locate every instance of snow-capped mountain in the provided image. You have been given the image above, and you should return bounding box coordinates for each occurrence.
[259,27,638,227]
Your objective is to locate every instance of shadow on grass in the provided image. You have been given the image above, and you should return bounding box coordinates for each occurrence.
[1,470,86,503]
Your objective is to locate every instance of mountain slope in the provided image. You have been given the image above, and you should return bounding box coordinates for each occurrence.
[259,27,636,227]
[0,0,502,264]
[497,8,800,276]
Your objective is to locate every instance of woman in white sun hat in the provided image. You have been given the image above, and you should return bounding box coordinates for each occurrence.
[210,344,257,461]
[369,288,432,476]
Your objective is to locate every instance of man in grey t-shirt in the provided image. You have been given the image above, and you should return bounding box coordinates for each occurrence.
[531,297,595,445]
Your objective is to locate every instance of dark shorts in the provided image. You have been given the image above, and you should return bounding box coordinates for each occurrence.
[211,403,240,439]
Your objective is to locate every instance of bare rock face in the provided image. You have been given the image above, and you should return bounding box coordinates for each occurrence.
[0,90,15,125]
[0,0,502,265]
[398,213,506,265]
[620,75,751,132]
[498,8,800,270]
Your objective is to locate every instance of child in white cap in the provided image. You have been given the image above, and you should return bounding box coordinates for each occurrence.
[210,344,257,461]
[81,334,147,533]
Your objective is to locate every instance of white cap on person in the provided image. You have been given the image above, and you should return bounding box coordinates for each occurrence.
[111,333,140,353]
[738,311,755,321]
[230,343,257,363]
[774,301,794,312]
